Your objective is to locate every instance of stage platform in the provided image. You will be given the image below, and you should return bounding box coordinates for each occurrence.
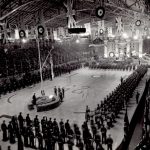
[0,68,148,150]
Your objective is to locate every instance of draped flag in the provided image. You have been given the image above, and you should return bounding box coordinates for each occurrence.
[47,28,54,40]
[57,27,65,39]
[116,16,124,35]
[130,22,135,35]
[91,25,98,40]
[28,26,36,39]
[84,22,91,35]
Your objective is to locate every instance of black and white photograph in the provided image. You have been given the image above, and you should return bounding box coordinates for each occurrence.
[0,0,150,149]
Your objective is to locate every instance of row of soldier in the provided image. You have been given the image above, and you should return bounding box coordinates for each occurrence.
[0,62,81,98]
[89,63,136,71]
[86,65,147,130]
[1,112,114,150]
[84,65,147,149]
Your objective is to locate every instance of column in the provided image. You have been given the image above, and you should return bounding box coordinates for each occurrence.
[104,40,108,58]
[126,40,130,57]
[115,39,119,58]
[138,38,143,58]
[50,55,54,79]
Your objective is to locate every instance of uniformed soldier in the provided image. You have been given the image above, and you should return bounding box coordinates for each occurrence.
[68,135,74,150]
[54,86,57,96]
[58,134,64,150]
[95,132,102,150]
[18,112,24,131]
[1,120,8,141]
[85,105,90,121]
[106,134,113,150]
[136,91,140,104]
[23,127,28,147]
[17,133,24,150]
[32,93,37,105]
[78,138,84,150]
[29,129,35,148]
[7,146,11,150]
[101,125,107,144]
[65,120,70,137]
[38,132,43,149]
[59,91,63,102]
[8,121,15,144]
[62,87,65,98]
[26,114,31,127]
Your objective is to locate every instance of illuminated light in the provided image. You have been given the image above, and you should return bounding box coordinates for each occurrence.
[126,54,130,57]
[111,34,115,38]
[49,95,54,99]
[76,39,80,43]
[15,29,19,39]
[139,53,142,58]
[133,35,138,40]
[147,36,150,39]
[22,38,27,43]
[115,53,119,57]
[122,33,129,39]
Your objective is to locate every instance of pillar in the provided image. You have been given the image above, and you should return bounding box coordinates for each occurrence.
[126,40,130,57]
[104,40,108,58]
[50,55,54,79]
[139,38,143,58]
[115,39,119,57]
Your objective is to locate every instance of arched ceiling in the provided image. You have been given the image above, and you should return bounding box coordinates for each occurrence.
[0,0,150,29]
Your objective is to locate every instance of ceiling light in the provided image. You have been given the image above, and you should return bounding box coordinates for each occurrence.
[76,39,80,43]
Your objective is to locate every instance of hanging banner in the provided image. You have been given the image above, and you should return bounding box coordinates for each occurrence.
[116,16,124,35]
[91,25,98,40]
[84,22,91,35]
[107,27,112,37]
[28,26,36,39]
[130,22,135,33]
[36,9,48,38]
[53,30,58,40]
[97,20,105,35]
[57,27,65,39]
[47,28,54,40]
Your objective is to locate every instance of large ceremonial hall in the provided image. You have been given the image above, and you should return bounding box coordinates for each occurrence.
[0,0,150,150]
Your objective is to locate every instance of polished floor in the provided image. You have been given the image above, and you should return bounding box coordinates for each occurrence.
[0,68,133,149]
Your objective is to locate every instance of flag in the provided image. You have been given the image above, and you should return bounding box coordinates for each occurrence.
[116,16,124,35]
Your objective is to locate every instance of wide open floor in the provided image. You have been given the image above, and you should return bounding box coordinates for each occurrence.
[0,68,132,126]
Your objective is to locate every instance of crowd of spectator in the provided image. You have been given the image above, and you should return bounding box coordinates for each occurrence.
[89,63,136,71]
